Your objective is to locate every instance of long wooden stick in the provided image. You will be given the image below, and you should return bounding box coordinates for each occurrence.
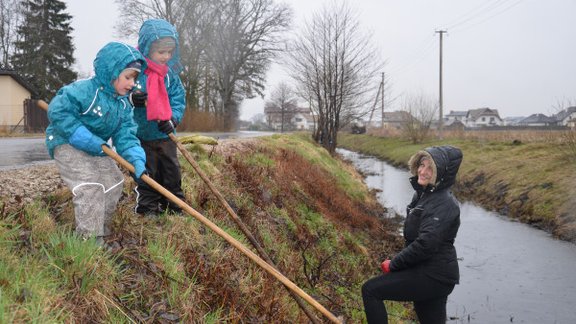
[168,133,320,324]
[37,100,341,323]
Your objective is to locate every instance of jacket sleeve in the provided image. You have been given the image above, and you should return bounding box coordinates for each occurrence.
[167,72,186,123]
[390,198,458,271]
[47,85,85,139]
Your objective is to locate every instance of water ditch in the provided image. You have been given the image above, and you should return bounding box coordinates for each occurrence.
[338,148,576,323]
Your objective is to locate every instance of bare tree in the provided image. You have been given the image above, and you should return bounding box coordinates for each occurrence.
[286,0,384,153]
[264,81,298,132]
[114,0,291,131]
[400,93,438,144]
[114,0,186,38]
[203,0,291,130]
[0,0,23,67]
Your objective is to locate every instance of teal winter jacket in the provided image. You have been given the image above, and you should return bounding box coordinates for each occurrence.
[133,19,186,142]
[45,42,147,170]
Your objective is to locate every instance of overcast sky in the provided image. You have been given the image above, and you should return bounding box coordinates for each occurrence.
[66,0,576,120]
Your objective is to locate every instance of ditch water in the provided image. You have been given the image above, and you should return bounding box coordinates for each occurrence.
[337,148,576,323]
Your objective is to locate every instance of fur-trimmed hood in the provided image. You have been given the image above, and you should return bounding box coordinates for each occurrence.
[408,145,463,191]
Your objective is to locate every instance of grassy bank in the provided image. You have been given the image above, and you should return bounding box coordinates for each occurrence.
[0,134,415,323]
[338,133,576,243]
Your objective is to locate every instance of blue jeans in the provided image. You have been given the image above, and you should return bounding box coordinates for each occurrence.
[362,267,455,324]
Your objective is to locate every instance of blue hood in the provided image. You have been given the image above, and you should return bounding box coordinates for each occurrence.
[93,41,146,94]
[138,19,182,73]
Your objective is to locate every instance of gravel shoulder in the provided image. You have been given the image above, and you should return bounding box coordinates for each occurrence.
[0,163,64,207]
[0,139,257,208]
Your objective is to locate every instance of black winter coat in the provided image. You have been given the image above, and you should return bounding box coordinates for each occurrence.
[389,146,463,285]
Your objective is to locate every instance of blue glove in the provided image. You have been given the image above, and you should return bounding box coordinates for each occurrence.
[133,160,146,179]
[69,126,106,156]
[122,146,147,179]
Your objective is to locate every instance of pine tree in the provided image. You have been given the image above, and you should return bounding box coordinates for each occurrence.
[11,0,76,100]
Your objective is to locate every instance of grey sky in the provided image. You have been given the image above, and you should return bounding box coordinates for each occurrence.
[65,0,576,120]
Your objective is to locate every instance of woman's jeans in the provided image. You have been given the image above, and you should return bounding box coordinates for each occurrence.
[362,267,455,324]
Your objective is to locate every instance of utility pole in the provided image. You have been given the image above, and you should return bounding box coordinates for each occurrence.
[368,73,385,128]
[436,30,446,138]
[381,72,385,128]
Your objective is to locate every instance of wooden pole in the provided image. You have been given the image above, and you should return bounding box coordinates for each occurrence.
[169,133,320,323]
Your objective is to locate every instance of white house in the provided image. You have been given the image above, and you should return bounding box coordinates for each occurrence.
[264,104,315,131]
[466,108,503,127]
[444,110,468,124]
[554,106,576,128]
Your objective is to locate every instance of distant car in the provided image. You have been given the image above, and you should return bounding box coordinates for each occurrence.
[351,123,366,134]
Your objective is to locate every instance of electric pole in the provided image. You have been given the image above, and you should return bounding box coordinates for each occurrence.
[436,30,446,138]
[381,72,385,128]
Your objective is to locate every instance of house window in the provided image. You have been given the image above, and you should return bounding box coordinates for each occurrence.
[481,117,485,122]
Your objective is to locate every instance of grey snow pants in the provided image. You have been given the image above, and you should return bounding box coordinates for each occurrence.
[54,144,124,238]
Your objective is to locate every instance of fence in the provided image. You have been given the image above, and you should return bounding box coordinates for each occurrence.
[23,98,48,133]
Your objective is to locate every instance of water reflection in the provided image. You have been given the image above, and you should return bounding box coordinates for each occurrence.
[337,148,576,323]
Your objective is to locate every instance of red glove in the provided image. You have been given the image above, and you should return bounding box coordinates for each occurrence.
[381,259,391,273]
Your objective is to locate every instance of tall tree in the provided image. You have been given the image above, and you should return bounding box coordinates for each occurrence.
[11,0,77,100]
[115,0,292,130]
[205,0,291,130]
[287,0,384,153]
[0,0,22,68]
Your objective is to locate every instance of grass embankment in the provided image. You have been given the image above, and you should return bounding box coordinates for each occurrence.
[338,133,576,243]
[0,134,414,323]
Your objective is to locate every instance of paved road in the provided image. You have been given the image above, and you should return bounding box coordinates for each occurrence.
[0,131,276,170]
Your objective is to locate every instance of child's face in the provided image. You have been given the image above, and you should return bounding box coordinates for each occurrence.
[113,69,139,96]
[149,46,175,65]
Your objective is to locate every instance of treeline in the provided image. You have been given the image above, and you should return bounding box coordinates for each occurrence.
[1,0,385,146]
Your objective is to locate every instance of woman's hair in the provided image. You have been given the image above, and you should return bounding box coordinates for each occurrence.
[408,150,437,185]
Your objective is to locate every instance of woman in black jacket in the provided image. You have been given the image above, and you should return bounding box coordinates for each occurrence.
[362,145,463,324]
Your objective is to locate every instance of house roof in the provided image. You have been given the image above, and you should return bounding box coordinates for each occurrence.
[467,107,501,120]
[519,113,556,124]
[446,110,467,117]
[0,69,37,97]
[383,111,412,122]
[554,106,576,122]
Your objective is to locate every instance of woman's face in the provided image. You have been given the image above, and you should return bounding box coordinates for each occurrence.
[417,158,434,187]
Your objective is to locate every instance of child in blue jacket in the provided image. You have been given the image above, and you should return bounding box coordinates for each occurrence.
[129,19,186,216]
[46,41,147,244]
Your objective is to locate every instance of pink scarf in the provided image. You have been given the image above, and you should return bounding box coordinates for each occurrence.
[145,58,172,121]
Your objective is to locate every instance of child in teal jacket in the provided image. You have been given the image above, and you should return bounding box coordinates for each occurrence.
[46,41,147,244]
[129,19,186,216]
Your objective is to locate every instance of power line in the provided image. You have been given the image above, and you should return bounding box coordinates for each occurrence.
[442,0,513,30]
[449,0,525,34]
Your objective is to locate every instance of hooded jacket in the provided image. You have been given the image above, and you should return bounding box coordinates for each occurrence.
[45,42,146,169]
[389,145,463,285]
[133,19,186,142]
